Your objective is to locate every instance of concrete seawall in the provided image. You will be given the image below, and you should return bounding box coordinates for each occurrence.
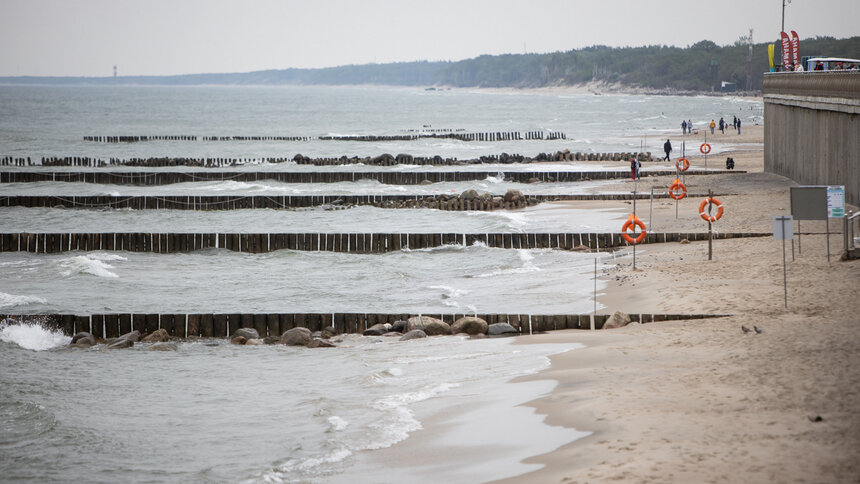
[763,70,859,206]
[1,313,730,338]
[0,169,741,185]
[0,231,769,253]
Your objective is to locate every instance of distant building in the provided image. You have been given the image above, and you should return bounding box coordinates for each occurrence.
[720,81,737,92]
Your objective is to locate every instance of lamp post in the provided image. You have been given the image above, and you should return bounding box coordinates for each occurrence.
[781,0,791,33]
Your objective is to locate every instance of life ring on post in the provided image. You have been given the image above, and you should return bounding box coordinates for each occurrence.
[621,215,647,244]
[668,179,687,200]
[698,197,724,222]
[675,157,690,172]
[699,143,711,154]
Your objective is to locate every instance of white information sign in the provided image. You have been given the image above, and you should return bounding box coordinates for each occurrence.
[772,215,794,240]
[827,186,845,218]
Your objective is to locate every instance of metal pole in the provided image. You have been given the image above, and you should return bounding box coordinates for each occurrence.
[782,233,788,308]
[633,190,637,270]
[708,189,713,261]
[592,257,597,331]
[826,216,831,262]
[798,219,802,254]
[649,187,654,231]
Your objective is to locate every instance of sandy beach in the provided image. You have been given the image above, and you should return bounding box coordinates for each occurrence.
[350,124,860,483]
[494,125,860,483]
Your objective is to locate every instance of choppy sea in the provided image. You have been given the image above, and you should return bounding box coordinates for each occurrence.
[0,85,762,483]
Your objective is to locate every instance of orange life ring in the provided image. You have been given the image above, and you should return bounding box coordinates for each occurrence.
[676,157,689,172]
[621,215,647,244]
[669,179,687,200]
[699,143,711,154]
[698,197,724,222]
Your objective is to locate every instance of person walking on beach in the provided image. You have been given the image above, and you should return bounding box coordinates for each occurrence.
[681,120,687,135]
[719,117,725,134]
[687,119,692,134]
[663,139,672,162]
[709,120,716,134]
[737,117,742,135]
[630,157,638,180]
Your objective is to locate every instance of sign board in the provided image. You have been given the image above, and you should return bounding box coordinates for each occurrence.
[773,215,794,240]
[827,186,845,218]
[790,186,827,220]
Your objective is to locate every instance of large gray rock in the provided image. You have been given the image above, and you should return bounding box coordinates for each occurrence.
[142,328,169,342]
[320,326,338,339]
[107,330,140,349]
[390,320,408,333]
[406,316,446,333]
[233,328,259,341]
[263,335,281,345]
[460,189,480,201]
[70,332,96,348]
[363,323,391,336]
[281,327,312,346]
[503,189,525,203]
[603,311,632,329]
[307,339,336,348]
[422,320,452,336]
[399,330,428,341]
[451,317,489,335]
[230,335,247,345]
[245,338,263,346]
[487,323,519,337]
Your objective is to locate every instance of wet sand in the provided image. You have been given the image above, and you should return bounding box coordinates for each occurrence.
[497,124,860,483]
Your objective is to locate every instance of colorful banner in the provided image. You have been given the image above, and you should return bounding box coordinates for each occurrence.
[791,31,800,66]
[768,44,775,71]
[780,31,791,69]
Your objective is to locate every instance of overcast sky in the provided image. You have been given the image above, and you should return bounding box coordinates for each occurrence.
[1,0,856,77]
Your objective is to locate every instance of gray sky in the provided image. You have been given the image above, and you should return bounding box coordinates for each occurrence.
[1,0,856,77]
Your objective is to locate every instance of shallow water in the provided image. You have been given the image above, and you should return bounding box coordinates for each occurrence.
[0,322,582,484]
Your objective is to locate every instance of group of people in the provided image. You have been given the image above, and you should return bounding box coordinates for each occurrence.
[680,119,694,135]
[705,116,741,135]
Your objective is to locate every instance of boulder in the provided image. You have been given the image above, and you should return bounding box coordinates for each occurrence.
[503,189,525,203]
[142,328,169,342]
[451,317,488,335]
[603,311,632,329]
[406,316,449,335]
[245,338,263,346]
[399,329,427,341]
[382,331,403,337]
[363,323,391,336]
[487,323,519,337]
[390,320,408,333]
[231,336,247,345]
[281,327,312,346]
[233,328,259,341]
[307,339,336,348]
[107,330,140,349]
[320,326,338,339]
[460,189,480,201]
[149,343,178,351]
[70,332,96,348]
[263,335,281,345]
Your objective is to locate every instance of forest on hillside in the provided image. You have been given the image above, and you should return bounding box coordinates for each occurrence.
[3,36,858,92]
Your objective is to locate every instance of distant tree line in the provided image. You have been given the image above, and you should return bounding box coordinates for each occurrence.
[3,36,858,92]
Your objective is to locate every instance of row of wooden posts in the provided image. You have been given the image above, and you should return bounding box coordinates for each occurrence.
[0,231,769,254]
[80,131,568,144]
[1,313,729,339]
[0,193,711,211]
[0,169,739,185]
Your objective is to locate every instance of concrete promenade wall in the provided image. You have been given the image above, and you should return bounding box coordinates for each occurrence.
[763,71,860,206]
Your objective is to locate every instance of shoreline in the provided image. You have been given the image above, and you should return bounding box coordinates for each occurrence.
[495,128,860,483]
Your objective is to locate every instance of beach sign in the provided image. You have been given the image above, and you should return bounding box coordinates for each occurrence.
[773,215,793,240]
[827,186,845,218]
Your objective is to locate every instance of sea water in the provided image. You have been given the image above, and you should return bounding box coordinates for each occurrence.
[0,85,762,482]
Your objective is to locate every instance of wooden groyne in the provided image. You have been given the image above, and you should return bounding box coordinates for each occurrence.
[81,131,567,144]
[1,312,731,338]
[0,193,715,211]
[0,169,742,185]
[0,232,770,254]
[23,150,655,167]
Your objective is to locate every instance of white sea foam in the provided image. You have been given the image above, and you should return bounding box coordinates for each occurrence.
[0,319,70,351]
[366,382,461,450]
[59,254,121,278]
[327,416,349,432]
[0,291,47,309]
